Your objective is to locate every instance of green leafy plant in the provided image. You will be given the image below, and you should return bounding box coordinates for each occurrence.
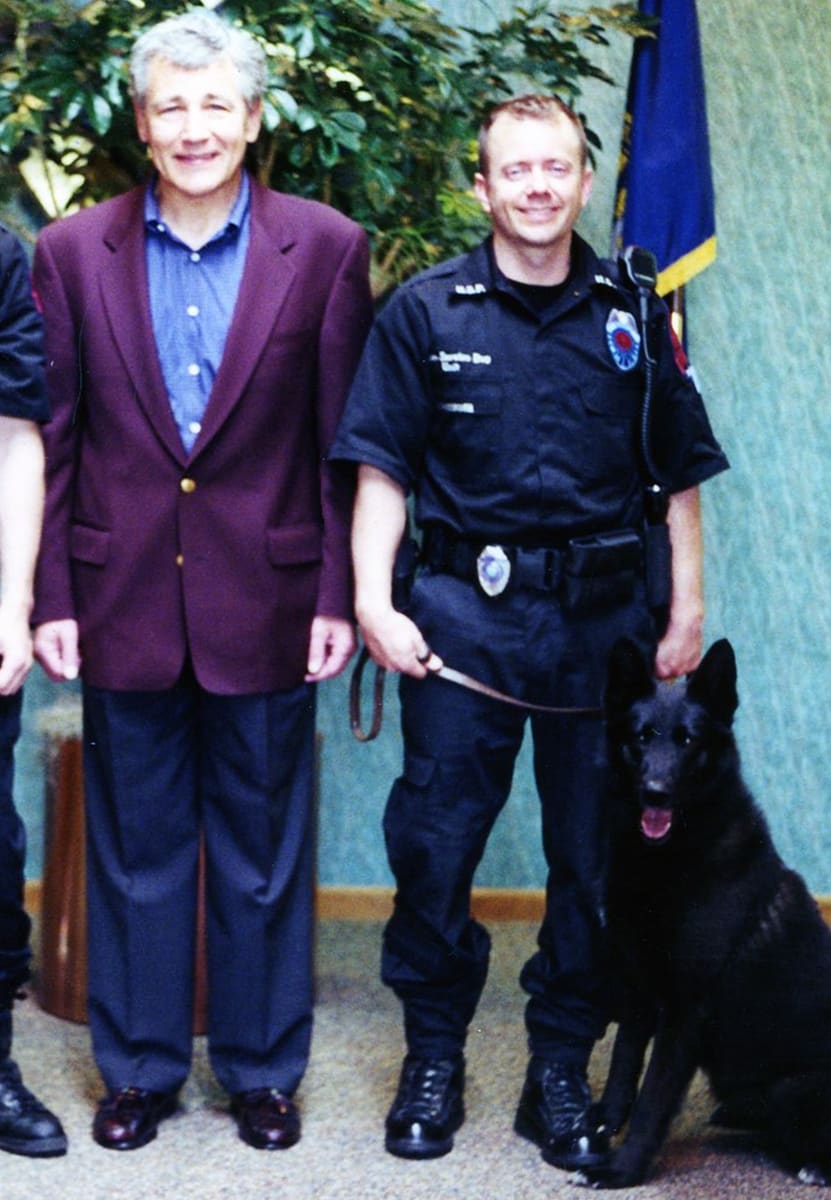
[0,0,651,289]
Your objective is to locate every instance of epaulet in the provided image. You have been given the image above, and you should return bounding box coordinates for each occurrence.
[452,281,488,296]
[594,257,626,292]
[392,253,469,294]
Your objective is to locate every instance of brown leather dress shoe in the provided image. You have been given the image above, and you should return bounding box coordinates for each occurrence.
[231,1088,301,1150]
[92,1087,178,1151]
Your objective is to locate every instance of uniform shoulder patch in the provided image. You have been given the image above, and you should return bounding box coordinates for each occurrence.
[605,308,641,372]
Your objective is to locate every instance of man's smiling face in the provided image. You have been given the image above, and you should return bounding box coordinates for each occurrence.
[474,111,593,265]
[134,55,262,210]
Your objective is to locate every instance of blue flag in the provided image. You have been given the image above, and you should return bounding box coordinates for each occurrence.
[611,0,716,296]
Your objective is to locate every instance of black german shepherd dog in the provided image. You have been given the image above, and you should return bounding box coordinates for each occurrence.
[579,637,831,1189]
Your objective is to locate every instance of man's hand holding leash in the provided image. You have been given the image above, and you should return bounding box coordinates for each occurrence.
[352,464,443,680]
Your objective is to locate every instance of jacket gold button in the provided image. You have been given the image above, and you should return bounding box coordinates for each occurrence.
[176,554,184,567]
[180,478,197,494]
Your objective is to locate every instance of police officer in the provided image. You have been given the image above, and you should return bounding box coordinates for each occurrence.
[331,95,728,1168]
[0,225,67,1156]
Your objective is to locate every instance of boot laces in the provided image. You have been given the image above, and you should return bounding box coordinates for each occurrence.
[0,1060,51,1117]
[540,1064,591,1134]
[397,1058,458,1120]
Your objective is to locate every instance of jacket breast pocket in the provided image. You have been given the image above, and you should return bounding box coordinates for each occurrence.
[70,523,110,566]
[254,328,318,400]
[259,326,318,368]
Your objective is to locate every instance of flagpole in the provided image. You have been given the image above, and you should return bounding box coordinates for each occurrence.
[668,286,686,348]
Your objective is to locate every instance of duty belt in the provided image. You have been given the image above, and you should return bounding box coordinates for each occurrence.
[423,528,563,597]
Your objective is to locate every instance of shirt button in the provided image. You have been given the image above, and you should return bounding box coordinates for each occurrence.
[180,478,197,494]
[188,421,202,435]
[188,363,200,377]
[187,305,199,317]
[190,252,201,263]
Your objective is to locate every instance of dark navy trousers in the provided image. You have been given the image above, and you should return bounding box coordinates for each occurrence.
[381,570,655,1066]
[0,692,31,995]
[82,670,316,1096]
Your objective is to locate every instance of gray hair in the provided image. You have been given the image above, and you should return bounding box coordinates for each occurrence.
[129,8,267,109]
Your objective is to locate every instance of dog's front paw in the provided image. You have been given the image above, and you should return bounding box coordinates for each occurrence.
[587,1099,628,1139]
[574,1152,648,1190]
[798,1163,830,1187]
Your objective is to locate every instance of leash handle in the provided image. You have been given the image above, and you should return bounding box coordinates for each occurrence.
[349,646,386,742]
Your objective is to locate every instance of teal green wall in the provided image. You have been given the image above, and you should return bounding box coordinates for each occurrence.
[11,0,831,893]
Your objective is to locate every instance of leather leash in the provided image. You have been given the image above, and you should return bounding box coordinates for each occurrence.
[349,646,602,743]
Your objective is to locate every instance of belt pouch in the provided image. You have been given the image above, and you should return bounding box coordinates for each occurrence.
[563,529,642,610]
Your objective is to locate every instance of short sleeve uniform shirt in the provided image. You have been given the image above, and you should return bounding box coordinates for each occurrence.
[331,234,728,545]
[0,226,48,423]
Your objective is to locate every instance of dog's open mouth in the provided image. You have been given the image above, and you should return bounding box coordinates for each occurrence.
[640,806,673,843]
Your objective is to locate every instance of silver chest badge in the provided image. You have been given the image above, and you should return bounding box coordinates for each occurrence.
[476,545,511,597]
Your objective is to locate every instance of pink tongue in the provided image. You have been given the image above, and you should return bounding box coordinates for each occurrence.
[641,807,673,840]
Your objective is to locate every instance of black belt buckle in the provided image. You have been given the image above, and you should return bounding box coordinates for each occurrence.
[475,544,511,596]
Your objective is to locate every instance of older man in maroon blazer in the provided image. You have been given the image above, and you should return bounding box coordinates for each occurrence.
[32,10,372,1153]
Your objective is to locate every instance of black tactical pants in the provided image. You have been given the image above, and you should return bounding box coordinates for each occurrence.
[381,570,655,1065]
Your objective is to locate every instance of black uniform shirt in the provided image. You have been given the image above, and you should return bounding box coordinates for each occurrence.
[0,226,48,423]
[331,234,727,545]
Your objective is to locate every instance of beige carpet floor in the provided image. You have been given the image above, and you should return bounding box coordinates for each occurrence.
[1,921,803,1199]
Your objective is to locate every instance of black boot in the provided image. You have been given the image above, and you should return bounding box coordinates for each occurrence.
[515,1059,608,1170]
[0,1005,67,1157]
[385,1054,465,1159]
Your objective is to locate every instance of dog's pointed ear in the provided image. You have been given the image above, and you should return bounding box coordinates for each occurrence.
[686,638,738,726]
[605,637,654,718]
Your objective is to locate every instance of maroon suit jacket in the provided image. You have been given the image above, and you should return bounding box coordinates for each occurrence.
[32,178,372,693]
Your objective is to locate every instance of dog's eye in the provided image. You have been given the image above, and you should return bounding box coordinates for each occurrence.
[673,726,693,747]
[637,724,657,744]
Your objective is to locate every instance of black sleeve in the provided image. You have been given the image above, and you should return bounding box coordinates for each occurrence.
[648,303,729,492]
[330,284,433,494]
[0,226,49,423]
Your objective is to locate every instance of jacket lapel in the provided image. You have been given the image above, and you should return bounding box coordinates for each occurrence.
[192,182,299,457]
[97,188,188,464]
[96,181,299,465]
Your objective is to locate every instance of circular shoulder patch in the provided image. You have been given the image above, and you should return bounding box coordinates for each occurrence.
[605,308,641,372]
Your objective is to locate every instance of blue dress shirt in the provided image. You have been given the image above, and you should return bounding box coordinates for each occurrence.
[145,174,251,453]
